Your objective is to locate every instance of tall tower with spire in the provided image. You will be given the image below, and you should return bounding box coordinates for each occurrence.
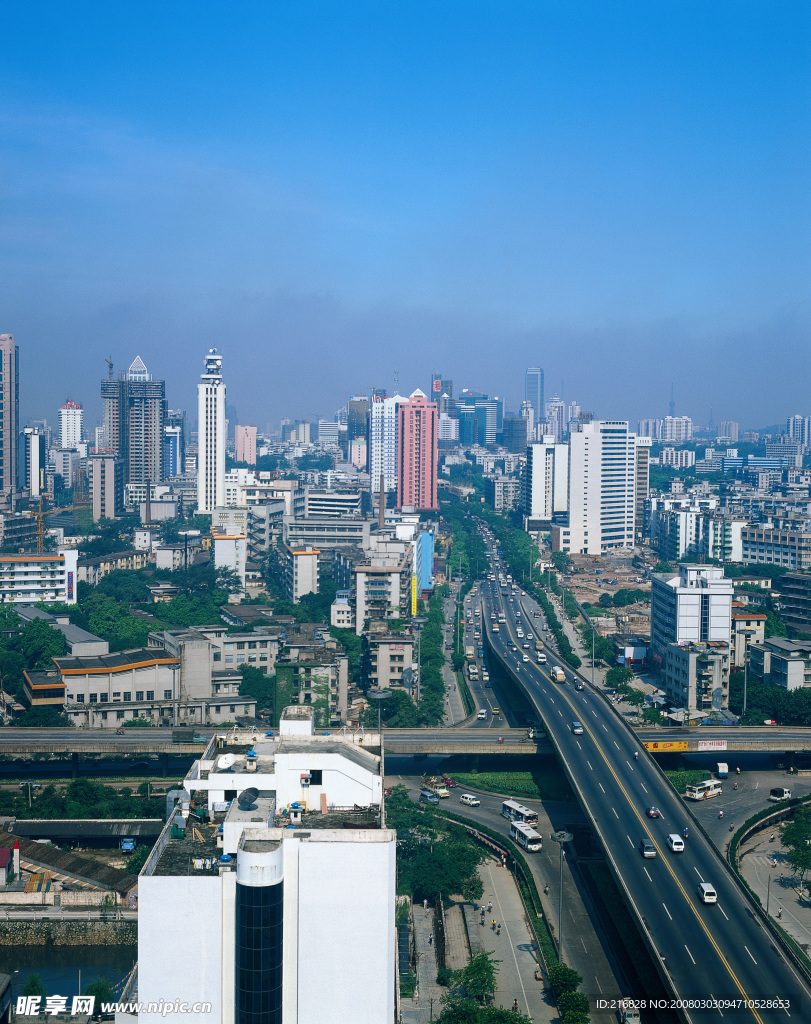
[197,349,226,513]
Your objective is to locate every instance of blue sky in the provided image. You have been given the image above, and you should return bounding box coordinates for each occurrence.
[1,2,808,431]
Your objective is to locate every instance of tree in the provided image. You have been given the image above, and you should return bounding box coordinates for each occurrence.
[551,552,571,573]
[461,874,484,902]
[547,964,582,997]
[126,844,151,873]
[623,689,646,708]
[13,619,67,670]
[557,991,590,1015]
[15,706,73,728]
[22,973,46,998]
[83,977,114,1006]
[641,706,664,726]
[453,950,501,1003]
[605,666,634,688]
[653,561,673,574]
[239,665,275,716]
[779,807,811,885]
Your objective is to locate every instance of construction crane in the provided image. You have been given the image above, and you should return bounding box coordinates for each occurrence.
[104,356,114,380]
[37,502,80,554]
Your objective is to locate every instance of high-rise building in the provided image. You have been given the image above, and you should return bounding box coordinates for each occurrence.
[18,428,46,499]
[197,349,227,514]
[234,425,257,465]
[368,394,404,493]
[553,421,640,554]
[522,440,568,522]
[58,401,83,450]
[347,396,370,442]
[524,367,544,424]
[786,415,811,447]
[165,410,186,475]
[520,400,535,442]
[660,415,693,443]
[0,335,19,509]
[430,374,453,401]
[396,390,438,511]
[545,393,566,441]
[89,454,125,521]
[101,356,167,486]
[500,415,528,454]
[717,420,739,442]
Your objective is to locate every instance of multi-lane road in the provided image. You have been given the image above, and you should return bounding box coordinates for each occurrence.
[473,542,811,1021]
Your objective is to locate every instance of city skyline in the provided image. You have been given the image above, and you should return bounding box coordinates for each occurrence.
[2,4,809,429]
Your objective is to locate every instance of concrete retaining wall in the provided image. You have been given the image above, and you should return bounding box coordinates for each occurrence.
[0,919,136,945]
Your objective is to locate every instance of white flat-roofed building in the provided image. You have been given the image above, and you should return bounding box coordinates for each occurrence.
[136,705,394,1023]
[0,549,79,605]
[650,564,733,668]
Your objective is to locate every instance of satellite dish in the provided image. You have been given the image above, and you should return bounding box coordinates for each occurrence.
[218,753,237,770]
[238,788,259,809]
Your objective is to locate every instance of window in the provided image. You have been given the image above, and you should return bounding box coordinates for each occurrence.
[100,693,108,703]
[113,692,121,700]
[309,769,323,785]
[124,692,131,701]
[146,691,154,701]
[101,711,108,720]
[237,642,245,650]
[164,690,172,700]
[116,711,125,720]
[76,694,84,704]
[230,705,236,713]
[213,651,222,662]
[136,691,144,702]
[89,693,97,703]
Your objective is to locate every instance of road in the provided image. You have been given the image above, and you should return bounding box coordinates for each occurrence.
[475,536,811,1021]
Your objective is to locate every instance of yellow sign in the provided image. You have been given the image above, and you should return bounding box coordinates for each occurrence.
[411,574,418,616]
[643,740,688,752]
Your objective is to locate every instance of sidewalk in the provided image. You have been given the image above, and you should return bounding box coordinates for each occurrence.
[737,828,811,952]
[402,906,445,1024]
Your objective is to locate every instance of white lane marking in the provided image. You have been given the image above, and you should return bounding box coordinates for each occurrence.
[592,709,598,717]
[662,903,672,920]
[626,835,634,847]
[641,784,648,793]
[612,807,619,819]
[694,867,704,880]
[558,709,563,717]
[685,946,696,965]
[602,724,608,732]
[599,783,605,794]
[626,761,633,770]
[744,946,757,965]
[586,760,593,771]
[576,741,582,749]
[718,905,729,921]
[614,740,620,750]
[644,868,652,882]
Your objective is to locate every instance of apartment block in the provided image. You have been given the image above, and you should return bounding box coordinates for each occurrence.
[0,550,79,605]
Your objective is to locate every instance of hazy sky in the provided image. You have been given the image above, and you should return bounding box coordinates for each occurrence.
[2,2,809,432]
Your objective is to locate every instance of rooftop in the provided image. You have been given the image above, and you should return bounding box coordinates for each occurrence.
[54,648,180,674]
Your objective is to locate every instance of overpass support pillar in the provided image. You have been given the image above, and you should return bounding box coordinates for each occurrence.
[71,752,79,779]
[160,752,169,777]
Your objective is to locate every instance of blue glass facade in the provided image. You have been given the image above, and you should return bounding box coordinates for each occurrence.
[235,880,283,1023]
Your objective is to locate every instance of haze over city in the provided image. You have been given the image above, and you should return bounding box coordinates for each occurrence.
[2,2,809,428]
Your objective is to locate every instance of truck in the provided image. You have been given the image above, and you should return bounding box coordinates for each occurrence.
[467,664,479,681]
[422,777,450,798]
[535,639,544,651]
[120,837,136,853]
[717,762,729,779]
[465,647,475,660]
[550,666,566,683]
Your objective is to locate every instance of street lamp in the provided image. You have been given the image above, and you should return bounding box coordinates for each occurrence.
[368,687,390,739]
[550,830,574,963]
[739,629,755,717]
[412,616,428,704]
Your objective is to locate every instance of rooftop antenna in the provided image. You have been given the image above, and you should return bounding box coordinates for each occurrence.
[668,383,675,418]
[104,357,114,380]
[393,369,399,394]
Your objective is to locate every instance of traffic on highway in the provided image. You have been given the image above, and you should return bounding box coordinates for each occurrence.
[462,523,811,1021]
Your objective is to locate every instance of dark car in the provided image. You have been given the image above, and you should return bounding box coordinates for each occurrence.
[575,682,585,691]
[639,839,656,859]
[646,806,661,818]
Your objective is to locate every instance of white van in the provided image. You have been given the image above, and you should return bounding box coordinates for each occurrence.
[477,709,487,720]
[459,794,480,807]
[571,721,584,735]
[769,787,792,802]
[667,833,685,853]
[698,882,717,904]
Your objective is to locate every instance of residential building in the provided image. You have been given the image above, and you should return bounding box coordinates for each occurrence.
[786,414,811,447]
[660,416,694,443]
[660,448,696,469]
[730,608,767,667]
[500,415,527,454]
[484,473,521,511]
[662,641,731,714]
[0,335,19,509]
[361,628,415,692]
[346,395,370,442]
[353,539,413,635]
[197,348,227,513]
[234,425,257,465]
[224,471,305,513]
[750,637,811,691]
[396,389,438,512]
[522,439,568,523]
[275,649,349,726]
[274,543,320,603]
[650,564,733,668]
[330,590,355,630]
[438,412,459,442]
[0,550,78,605]
[545,393,566,441]
[741,522,811,570]
[718,420,739,442]
[212,521,248,600]
[52,448,82,491]
[165,409,186,476]
[634,436,651,544]
[553,421,639,555]
[780,572,811,636]
[368,393,405,494]
[101,356,167,487]
[135,708,394,1024]
[17,428,46,498]
[0,512,38,552]
[765,442,804,469]
[58,400,83,449]
[77,549,150,586]
[316,419,340,450]
[89,454,125,521]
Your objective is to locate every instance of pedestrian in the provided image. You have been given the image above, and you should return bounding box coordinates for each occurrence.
[780,872,784,883]
[497,924,501,936]
[487,901,492,912]
[428,934,433,945]
[777,907,782,919]
[492,919,496,930]
[423,898,428,914]
[734,781,737,790]
[513,999,519,1012]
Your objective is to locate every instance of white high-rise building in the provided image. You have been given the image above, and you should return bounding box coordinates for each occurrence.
[368,394,405,493]
[197,348,226,513]
[58,400,83,449]
[553,420,639,555]
[522,439,568,521]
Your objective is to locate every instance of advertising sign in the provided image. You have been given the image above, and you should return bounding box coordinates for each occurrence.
[698,739,728,751]
[411,574,418,615]
[643,740,688,752]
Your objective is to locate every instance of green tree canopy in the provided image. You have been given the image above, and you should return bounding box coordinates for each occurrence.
[453,950,501,1004]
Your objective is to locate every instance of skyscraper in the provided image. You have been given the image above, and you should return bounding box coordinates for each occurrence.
[368,394,404,493]
[197,348,227,513]
[524,367,544,423]
[18,428,46,499]
[396,389,438,512]
[0,335,19,508]
[165,409,186,476]
[347,396,370,442]
[234,425,257,465]
[100,356,167,486]
[59,400,83,450]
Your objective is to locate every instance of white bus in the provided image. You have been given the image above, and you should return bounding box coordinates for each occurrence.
[509,821,543,852]
[501,799,539,826]
[685,779,723,801]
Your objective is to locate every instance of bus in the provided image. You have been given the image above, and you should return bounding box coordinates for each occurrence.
[685,779,723,801]
[501,800,539,826]
[509,821,543,852]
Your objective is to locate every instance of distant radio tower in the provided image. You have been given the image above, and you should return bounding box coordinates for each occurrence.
[393,369,399,394]
[708,407,715,431]
[668,383,675,418]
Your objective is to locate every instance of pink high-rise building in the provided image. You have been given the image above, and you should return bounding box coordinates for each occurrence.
[396,389,438,512]
[235,424,257,465]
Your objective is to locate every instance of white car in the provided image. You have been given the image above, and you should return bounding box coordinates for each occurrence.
[522,654,529,662]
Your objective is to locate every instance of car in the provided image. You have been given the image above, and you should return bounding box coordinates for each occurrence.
[512,645,518,652]
[445,643,452,650]
[526,633,533,640]
[441,775,458,788]
[698,881,717,903]
[459,794,480,807]
[575,682,585,691]
[639,839,656,859]
[522,643,530,649]
[491,706,501,715]
[646,806,661,818]
[522,654,529,662]
[419,790,440,805]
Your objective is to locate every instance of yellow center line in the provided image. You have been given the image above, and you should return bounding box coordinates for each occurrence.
[488,589,767,1023]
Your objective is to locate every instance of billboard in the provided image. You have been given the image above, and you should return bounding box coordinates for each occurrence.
[697,739,728,751]
[411,574,418,615]
[643,740,688,752]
